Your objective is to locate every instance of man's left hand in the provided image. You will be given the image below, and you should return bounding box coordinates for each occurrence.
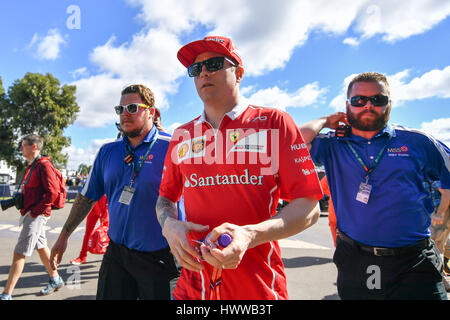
[201,223,254,270]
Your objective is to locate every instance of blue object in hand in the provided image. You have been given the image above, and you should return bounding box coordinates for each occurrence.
[218,233,232,248]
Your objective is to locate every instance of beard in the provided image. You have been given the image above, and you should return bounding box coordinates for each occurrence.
[346,105,390,132]
[123,125,146,138]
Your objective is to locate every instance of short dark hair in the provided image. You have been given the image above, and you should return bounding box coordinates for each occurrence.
[347,72,390,98]
[121,84,155,108]
[22,134,43,150]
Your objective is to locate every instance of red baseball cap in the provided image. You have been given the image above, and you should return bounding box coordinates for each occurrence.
[154,107,161,119]
[177,36,243,68]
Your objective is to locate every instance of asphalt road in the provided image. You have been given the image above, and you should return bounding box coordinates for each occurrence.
[0,203,447,301]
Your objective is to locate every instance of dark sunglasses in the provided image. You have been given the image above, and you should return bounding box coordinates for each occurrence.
[188,56,237,77]
[348,94,389,107]
[114,103,151,115]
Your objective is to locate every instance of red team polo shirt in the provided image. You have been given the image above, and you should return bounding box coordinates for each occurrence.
[159,103,323,300]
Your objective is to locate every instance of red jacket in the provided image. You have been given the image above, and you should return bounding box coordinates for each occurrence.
[20,156,59,218]
[89,195,109,227]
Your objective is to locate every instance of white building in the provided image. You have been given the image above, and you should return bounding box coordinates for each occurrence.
[0,160,16,184]
[61,168,77,179]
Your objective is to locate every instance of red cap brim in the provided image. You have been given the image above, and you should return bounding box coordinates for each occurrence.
[177,39,241,68]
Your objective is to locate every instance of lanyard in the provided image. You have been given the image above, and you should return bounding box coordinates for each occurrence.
[15,155,41,195]
[209,267,223,300]
[126,131,158,187]
[22,156,41,186]
[345,129,393,182]
[191,237,224,300]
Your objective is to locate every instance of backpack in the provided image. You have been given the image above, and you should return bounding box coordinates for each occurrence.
[88,225,110,254]
[39,160,67,209]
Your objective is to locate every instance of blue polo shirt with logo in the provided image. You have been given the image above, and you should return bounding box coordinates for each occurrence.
[80,126,178,252]
[310,124,450,247]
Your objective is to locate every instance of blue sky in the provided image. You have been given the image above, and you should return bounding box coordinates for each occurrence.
[1,0,449,170]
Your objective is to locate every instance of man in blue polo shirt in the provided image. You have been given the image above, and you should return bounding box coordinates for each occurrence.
[300,72,450,300]
[50,84,180,299]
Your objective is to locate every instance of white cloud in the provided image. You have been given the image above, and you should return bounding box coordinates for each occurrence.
[419,118,450,147]
[70,67,88,79]
[72,0,450,127]
[343,37,360,47]
[72,28,185,127]
[28,33,39,48]
[63,145,92,171]
[29,28,66,60]
[63,138,116,170]
[90,29,184,86]
[123,0,362,76]
[391,66,450,103]
[354,1,450,42]
[166,122,183,134]
[329,73,358,111]
[70,75,125,127]
[241,82,327,111]
[125,0,450,75]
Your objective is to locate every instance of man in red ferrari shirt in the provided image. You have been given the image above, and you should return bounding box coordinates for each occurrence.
[1,134,64,300]
[156,36,323,300]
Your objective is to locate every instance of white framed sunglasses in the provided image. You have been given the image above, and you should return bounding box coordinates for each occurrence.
[114,103,152,115]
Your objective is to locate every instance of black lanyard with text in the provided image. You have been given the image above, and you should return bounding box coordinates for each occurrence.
[344,127,393,183]
[23,156,41,186]
[125,131,158,188]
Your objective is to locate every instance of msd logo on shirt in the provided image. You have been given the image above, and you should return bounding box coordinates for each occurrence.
[139,154,154,164]
[387,145,410,157]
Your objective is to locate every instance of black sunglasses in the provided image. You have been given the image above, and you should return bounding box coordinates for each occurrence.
[114,103,151,115]
[348,94,389,107]
[187,56,237,77]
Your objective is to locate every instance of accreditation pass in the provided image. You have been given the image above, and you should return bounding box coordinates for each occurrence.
[356,181,372,204]
[119,185,135,205]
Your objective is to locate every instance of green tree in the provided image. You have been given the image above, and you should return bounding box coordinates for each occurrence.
[0,77,4,97]
[0,73,79,175]
[77,163,92,176]
[0,77,15,169]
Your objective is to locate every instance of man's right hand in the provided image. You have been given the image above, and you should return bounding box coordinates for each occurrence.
[324,112,348,129]
[431,212,445,226]
[50,233,69,270]
[162,217,209,272]
[299,111,348,146]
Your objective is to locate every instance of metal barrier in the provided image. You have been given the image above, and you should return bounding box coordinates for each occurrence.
[0,184,81,202]
[66,186,81,202]
[0,184,12,199]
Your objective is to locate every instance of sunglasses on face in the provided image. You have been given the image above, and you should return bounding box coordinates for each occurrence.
[187,56,237,77]
[114,103,151,115]
[348,94,389,107]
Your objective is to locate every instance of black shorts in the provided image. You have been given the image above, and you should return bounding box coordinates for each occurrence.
[333,235,447,300]
[96,240,180,300]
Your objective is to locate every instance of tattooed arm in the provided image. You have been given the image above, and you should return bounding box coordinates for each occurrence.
[156,196,178,230]
[50,193,97,269]
[156,196,208,272]
[63,193,97,235]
